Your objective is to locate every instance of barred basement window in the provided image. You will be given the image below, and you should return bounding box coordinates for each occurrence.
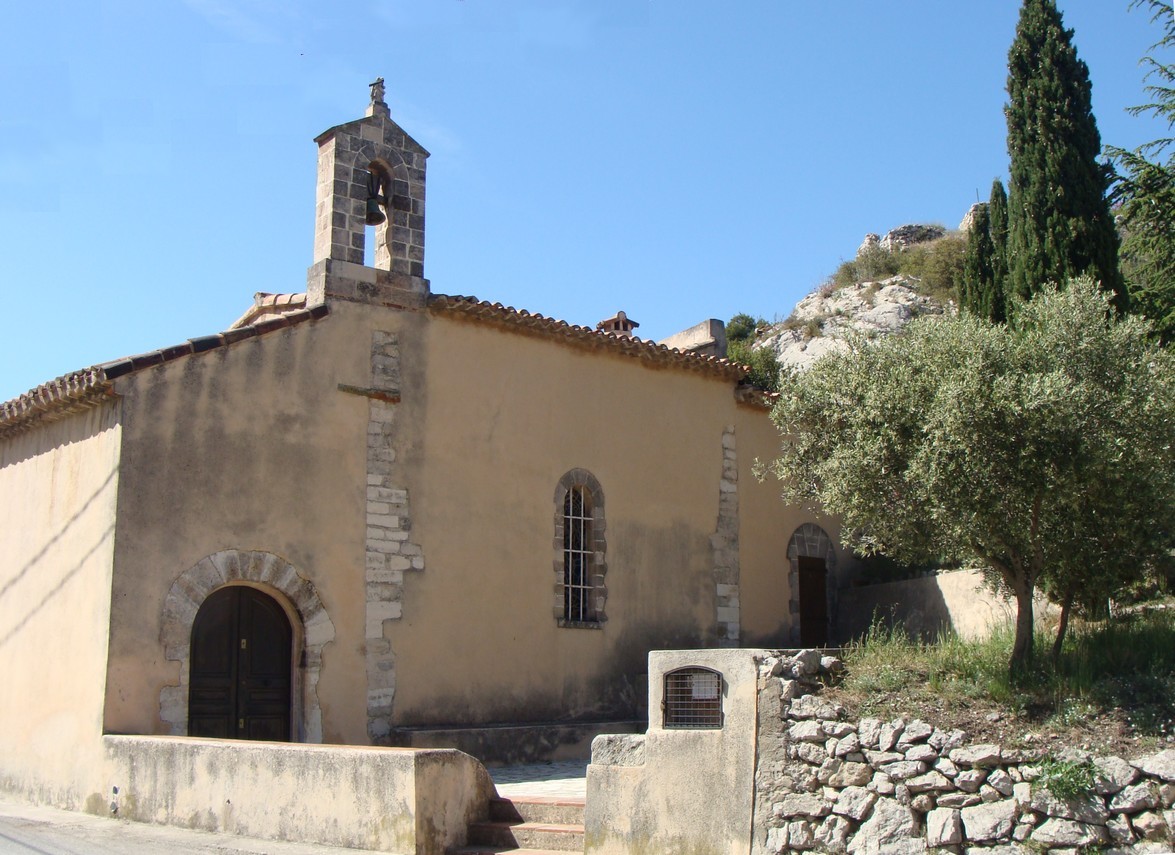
[662,667,723,729]
[553,469,606,628]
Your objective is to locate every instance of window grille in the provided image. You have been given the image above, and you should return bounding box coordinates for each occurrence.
[563,485,593,622]
[662,667,723,729]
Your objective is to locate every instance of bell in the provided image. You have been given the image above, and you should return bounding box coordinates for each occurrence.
[365,196,386,226]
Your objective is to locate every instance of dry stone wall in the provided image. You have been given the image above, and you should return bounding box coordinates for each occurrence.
[754,650,1175,854]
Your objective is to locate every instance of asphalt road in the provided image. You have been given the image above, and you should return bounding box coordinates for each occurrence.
[0,797,367,855]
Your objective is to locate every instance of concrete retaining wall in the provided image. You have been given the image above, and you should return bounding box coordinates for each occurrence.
[103,736,493,854]
[838,569,1053,642]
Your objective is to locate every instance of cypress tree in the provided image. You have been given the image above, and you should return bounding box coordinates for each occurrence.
[961,180,1011,324]
[962,203,994,318]
[1005,0,1126,313]
[989,179,1009,323]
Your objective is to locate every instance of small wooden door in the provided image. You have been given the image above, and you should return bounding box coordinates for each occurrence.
[798,556,829,647]
[189,586,292,741]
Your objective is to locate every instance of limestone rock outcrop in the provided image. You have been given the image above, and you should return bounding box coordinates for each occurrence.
[878,223,945,252]
[754,275,950,372]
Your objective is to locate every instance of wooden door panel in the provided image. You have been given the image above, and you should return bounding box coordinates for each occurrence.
[189,586,291,742]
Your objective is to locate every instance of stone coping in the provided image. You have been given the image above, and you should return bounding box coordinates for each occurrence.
[0,305,329,439]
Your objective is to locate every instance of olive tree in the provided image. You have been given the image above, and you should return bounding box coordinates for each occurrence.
[767,279,1175,670]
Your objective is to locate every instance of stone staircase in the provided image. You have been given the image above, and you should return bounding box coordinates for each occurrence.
[452,795,585,854]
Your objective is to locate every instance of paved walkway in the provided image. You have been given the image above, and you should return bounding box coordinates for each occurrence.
[0,796,363,854]
[489,760,588,799]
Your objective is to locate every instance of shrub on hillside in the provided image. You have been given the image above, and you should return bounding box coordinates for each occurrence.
[826,234,965,304]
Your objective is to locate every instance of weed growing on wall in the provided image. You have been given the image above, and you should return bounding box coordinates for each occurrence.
[1036,755,1097,800]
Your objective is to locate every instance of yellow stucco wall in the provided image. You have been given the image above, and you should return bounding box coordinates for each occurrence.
[102,312,372,744]
[0,404,120,805]
[91,295,843,746]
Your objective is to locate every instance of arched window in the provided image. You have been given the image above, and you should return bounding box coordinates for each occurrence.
[662,667,724,729]
[553,469,606,627]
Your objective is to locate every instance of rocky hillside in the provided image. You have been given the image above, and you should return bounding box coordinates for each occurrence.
[757,275,952,371]
[753,223,964,372]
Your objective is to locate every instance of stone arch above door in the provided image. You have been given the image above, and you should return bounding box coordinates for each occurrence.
[787,524,838,646]
[159,550,335,743]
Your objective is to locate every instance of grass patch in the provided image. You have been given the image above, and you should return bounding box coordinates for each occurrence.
[836,608,1175,744]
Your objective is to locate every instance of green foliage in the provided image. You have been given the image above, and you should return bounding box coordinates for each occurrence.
[1108,0,1175,344]
[962,181,1010,323]
[892,234,966,304]
[830,245,902,290]
[1005,0,1126,313]
[827,235,964,303]
[1037,756,1097,800]
[725,312,779,392]
[727,337,780,394]
[990,179,1010,315]
[768,279,1175,670]
[726,313,764,343]
[962,203,993,317]
[840,608,1175,740]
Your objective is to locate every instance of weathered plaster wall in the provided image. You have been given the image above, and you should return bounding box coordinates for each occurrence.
[96,290,834,747]
[103,736,492,854]
[0,404,120,806]
[102,309,374,744]
[386,314,802,728]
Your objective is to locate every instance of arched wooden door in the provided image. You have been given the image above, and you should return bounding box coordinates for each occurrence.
[189,586,292,741]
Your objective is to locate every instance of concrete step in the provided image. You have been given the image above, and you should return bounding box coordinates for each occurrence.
[489,796,585,827]
[466,819,584,852]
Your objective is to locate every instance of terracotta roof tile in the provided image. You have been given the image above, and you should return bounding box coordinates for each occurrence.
[0,304,328,439]
[429,295,749,383]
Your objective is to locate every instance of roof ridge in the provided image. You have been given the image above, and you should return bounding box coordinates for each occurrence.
[0,304,329,439]
[429,294,748,382]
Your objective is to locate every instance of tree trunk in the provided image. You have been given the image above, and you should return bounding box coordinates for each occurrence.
[1052,586,1075,665]
[1010,577,1036,674]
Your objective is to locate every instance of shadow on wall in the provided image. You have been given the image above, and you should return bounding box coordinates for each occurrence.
[0,464,118,652]
[837,568,1016,643]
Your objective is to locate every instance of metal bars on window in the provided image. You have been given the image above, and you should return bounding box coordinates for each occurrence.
[563,485,593,622]
[662,667,723,729]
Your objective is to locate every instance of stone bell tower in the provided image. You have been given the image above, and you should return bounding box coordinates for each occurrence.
[306,78,430,308]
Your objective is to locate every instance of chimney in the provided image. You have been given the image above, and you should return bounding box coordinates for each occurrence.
[596,311,640,339]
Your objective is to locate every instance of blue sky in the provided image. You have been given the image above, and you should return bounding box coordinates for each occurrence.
[0,0,1169,402]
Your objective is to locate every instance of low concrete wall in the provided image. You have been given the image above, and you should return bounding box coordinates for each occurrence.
[103,736,493,854]
[838,568,1045,642]
[586,649,761,855]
